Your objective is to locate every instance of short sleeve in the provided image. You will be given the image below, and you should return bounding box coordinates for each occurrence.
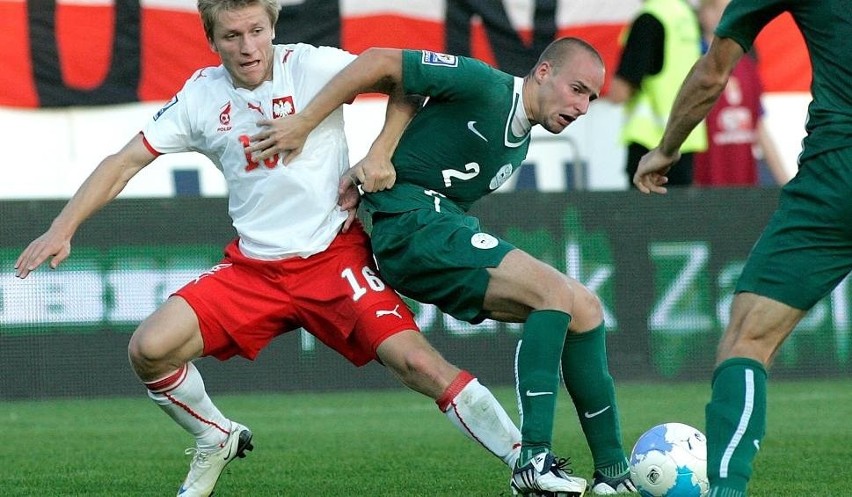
[715,0,787,53]
[401,50,498,101]
[288,44,356,104]
[142,88,194,155]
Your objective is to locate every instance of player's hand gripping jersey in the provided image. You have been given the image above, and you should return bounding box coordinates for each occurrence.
[362,50,533,216]
[143,44,356,260]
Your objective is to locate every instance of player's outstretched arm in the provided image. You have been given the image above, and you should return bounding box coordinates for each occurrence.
[14,134,155,278]
[634,37,744,194]
[248,48,406,165]
[659,37,742,157]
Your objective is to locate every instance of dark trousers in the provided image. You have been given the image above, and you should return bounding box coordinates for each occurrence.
[626,142,694,187]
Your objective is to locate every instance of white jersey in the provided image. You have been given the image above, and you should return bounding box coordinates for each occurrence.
[142,44,356,260]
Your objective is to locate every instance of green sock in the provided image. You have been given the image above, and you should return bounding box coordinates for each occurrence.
[561,322,628,474]
[706,358,767,495]
[516,310,570,466]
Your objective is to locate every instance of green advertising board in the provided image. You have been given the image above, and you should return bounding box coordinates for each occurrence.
[1,191,849,399]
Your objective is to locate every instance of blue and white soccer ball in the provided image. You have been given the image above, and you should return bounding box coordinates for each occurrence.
[629,422,709,497]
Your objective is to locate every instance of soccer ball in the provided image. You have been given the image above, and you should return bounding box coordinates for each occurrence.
[629,422,709,497]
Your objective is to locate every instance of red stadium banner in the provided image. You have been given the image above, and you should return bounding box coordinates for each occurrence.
[0,0,810,108]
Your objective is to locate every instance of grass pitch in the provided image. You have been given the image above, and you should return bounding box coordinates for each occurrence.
[1,379,849,496]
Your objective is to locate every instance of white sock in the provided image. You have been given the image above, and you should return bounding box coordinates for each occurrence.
[436,371,521,468]
[145,362,231,450]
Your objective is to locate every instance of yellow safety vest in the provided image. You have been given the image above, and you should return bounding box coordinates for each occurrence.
[621,0,707,152]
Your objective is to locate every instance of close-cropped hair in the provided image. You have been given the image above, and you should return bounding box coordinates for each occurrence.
[531,37,604,75]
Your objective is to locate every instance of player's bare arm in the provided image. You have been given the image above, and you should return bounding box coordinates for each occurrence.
[248,48,406,165]
[14,134,155,278]
[355,93,424,192]
[335,95,423,229]
[633,36,743,194]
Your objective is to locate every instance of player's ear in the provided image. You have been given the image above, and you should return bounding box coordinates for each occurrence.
[535,61,551,83]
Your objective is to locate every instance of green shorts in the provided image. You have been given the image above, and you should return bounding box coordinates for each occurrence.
[737,147,852,309]
[370,209,515,323]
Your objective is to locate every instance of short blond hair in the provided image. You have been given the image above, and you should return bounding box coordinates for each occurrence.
[197,0,280,40]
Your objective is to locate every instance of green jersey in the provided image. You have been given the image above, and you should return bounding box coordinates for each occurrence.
[716,0,852,162]
[362,50,532,215]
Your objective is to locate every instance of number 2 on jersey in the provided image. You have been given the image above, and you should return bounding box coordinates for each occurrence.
[442,162,480,186]
[341,266,387,301]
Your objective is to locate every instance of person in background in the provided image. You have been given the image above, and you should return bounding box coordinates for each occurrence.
[693,0,790,187]
[608,0,707,188]
[14,1,525,496]
[634,0,851,495]
[247,38,637,496]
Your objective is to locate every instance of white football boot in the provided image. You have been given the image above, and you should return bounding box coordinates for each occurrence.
[176,422,253,497]
[511,451,587,496]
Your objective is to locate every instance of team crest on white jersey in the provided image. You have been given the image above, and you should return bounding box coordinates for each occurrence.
[217,102,232,132]
[489,164,514,190]
[273,96,295,118]
[421,51,458,67]
[153,95,178,121]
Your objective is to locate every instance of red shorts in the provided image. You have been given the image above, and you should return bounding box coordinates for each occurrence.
[174,224,419,366]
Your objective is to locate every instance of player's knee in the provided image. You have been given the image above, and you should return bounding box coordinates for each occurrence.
[127,327,168,373]
[565,283,603,330]
[580,286,604,319]
[532,272,576,310]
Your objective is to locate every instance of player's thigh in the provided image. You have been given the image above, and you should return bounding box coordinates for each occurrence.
[484,249,570,318]
[484,250,602,328]
[130,296,204,364]
[736,148,852,309]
